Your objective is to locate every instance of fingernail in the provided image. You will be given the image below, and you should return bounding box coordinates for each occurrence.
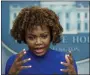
[60,69,63,71]
[23,49,26,54]
[24,51,26,54]
[67,54,69,57]
[60,62,63,64]
[65,54,67,57]
[29,65,32,68]
[23,49,25,51]
[28,58,31,61]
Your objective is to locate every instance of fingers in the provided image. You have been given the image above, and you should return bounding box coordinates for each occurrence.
[68,51,74,64]
[16,49,26,62]
[21,65,32,69]
[60,61,69,67]
[17,65,32,73]
[60,51,76,74]
[13,57,31,73]
[60,69,68,72]
[19,65,32,70]
[65,51,74,65]
[9,49,32,74]
[61,51,73,67]
[60,68,76,74]
[65,54,70,64]
[68,50,72,57]
[16,58,31,66]
[15,49,31,70]
[22,58,31,64]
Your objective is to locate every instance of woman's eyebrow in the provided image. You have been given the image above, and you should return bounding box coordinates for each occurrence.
[27,33,36,36]
[27,32,49,35]
[42,32,49,34]
[40,32,49,35]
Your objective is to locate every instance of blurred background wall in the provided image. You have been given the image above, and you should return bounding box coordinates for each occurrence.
[1,1,89,74]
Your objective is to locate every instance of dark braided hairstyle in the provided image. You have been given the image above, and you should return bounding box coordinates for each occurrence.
[11,6,63,45]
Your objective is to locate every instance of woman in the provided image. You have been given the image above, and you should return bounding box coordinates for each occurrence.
[5,6,78,75]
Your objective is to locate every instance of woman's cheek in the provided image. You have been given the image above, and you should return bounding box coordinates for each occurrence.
[26,40,35,47]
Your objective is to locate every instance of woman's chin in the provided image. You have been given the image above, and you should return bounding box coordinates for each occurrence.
[34,51,47,56]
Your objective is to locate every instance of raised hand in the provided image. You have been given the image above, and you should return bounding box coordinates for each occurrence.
[9,49,32,75]
[60,51,77,75]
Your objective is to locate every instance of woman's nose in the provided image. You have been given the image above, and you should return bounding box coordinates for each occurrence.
[35,37,42,44]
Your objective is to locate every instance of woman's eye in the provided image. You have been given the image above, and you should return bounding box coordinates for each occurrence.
[41,35,48,39]
[28,36,35,40]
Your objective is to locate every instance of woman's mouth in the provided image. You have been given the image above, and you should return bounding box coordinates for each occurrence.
[34,48,44,54]
[33,46,47,56]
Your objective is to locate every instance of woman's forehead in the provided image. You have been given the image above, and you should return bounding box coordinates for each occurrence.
[26,25,50,34]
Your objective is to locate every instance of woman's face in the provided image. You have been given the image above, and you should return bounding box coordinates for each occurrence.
[25,25,51,56]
